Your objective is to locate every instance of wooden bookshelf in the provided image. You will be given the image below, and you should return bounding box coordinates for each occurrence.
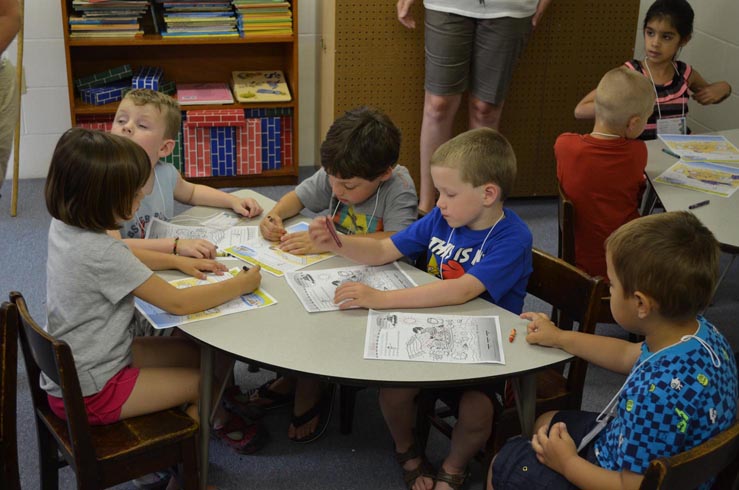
[60,0,300,188]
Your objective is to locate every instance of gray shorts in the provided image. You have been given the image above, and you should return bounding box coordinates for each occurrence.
[424,9,532,105]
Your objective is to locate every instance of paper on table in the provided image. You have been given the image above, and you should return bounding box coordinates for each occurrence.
[134,268,277,329]
[224,222,334,277]
[658,134,739,162]
[145,217,259,249]
[654,159,739,198]
[285,262,417,313]
[364,310,505,364]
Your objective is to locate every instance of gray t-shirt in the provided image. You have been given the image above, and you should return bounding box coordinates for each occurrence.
[119,161,179,239]
[44,219,153,397]
[295,165,418,234]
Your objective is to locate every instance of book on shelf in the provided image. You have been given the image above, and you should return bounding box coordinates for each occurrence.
[232,70,291,103]
[176,82,235,105]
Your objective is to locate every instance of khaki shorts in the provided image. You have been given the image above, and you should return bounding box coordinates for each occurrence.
[0,59,19,191]
[424,10,532,105]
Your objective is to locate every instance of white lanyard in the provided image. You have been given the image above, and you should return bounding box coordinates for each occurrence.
[577,327,721,452]
[441,211,504,280]
[643,58,686,121]
[331,182,382,234]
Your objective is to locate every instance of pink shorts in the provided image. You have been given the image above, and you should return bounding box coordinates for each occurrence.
[48,366,140,425]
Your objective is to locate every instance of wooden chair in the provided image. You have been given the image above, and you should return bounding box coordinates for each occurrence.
[1,302,21,490]
[417,248,608,465]
[557,185,615,325]
[10,292,199,490]
[639,419,739,490]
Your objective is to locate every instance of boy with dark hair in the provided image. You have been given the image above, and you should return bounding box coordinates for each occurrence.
[489,211,738,490]
[246,106,418,443]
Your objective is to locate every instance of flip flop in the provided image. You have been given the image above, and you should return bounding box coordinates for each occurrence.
[289,385,334,444]
[243,378,294,417]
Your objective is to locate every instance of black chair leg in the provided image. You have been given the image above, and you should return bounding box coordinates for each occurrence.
[38,425,60,490]
[339,385,360,435]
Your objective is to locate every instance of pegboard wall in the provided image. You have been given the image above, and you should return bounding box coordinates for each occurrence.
[320,1,640,197]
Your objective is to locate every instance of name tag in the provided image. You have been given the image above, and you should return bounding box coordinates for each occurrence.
[657,116,686,135]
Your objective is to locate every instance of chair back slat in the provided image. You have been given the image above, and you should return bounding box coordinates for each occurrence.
[639,420,739,490]
[1,302,21,490]
[527,249,607,408]
[11,292,98,478]
[557,185,576,266]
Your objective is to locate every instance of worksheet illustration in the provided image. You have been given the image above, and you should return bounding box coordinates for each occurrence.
[364,310,505,364]
[224,222,334,276]
[655,160,739,198]
[145,217,258,250]
[659,134,739,162]
[285,262,417,313]
[135,268,277,329]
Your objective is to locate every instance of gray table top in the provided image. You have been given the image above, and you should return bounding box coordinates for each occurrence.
[175,190,572,387]
[645,129,739,253]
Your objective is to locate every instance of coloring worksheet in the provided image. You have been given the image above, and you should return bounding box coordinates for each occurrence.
[285,262,417,313]
[655,160,739,198]
[145,217,259,250]
[224,222,334,276]
[364,310,505,364]
[134,268,277,330]
[659,134,739,162]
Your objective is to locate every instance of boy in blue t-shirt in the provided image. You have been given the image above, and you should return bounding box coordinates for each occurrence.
[489,211,738,490]
[309,127,533,490]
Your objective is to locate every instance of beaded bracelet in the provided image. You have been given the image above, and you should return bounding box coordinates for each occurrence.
[173,236,180,255]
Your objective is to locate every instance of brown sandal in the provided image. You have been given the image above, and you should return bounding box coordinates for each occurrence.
[434,468,468,490]
[395,444,435,490]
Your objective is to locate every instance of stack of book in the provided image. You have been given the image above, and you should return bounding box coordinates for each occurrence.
[156,0,239,38]
[232,0,292,37]
[69,0,150,39]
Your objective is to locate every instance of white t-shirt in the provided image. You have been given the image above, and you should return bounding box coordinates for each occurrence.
[423,0,538,19]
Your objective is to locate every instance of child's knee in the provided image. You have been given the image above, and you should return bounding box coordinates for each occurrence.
[458,390,494,423]
[379,387,419,407]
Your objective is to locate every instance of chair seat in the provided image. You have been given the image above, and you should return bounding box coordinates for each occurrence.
[40,407,198,461]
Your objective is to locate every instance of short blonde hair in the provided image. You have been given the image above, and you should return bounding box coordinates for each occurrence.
[122,89,181,139]
[430,128,517,200]
[595,67,655,129]
[606,211,719,321]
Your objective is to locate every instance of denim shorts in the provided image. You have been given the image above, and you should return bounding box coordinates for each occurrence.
[491,410,601,490]
[424,9,532,104]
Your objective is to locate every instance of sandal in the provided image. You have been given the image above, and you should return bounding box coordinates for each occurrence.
[214,413,268,455]
[289,385,334,444]
[245,378,294,415]
[434,468,468,490]
[221,386,265,421]
[395,444,435,490]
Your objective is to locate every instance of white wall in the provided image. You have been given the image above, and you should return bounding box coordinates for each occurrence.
[4,0,320,180]
[634,0,739,133]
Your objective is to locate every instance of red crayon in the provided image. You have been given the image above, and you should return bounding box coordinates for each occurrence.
[325,216,342,248]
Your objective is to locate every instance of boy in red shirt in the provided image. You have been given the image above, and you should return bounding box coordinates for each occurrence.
[555,67,655,279]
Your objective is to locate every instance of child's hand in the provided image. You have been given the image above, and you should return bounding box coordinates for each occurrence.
[260,214,286,241]
[232,197,263,218]
[234,265,262,295]
[278,231,322,255]
[531,422,578,475]
[520,312,561,348]
[692,84,730,105]
[177,238,217,259]
[334,282,382,309]
[308,216,340,251]
[175,257,228,280]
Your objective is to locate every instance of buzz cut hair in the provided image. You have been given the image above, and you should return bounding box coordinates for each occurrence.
[606,211,719,320]
[430,127,517,201]
[122,89,182,140]
[595,67,655,129]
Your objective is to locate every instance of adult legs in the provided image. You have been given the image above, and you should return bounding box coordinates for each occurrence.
[468,95,504,131]
[418,91,462,213]
[379,387,433,490]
